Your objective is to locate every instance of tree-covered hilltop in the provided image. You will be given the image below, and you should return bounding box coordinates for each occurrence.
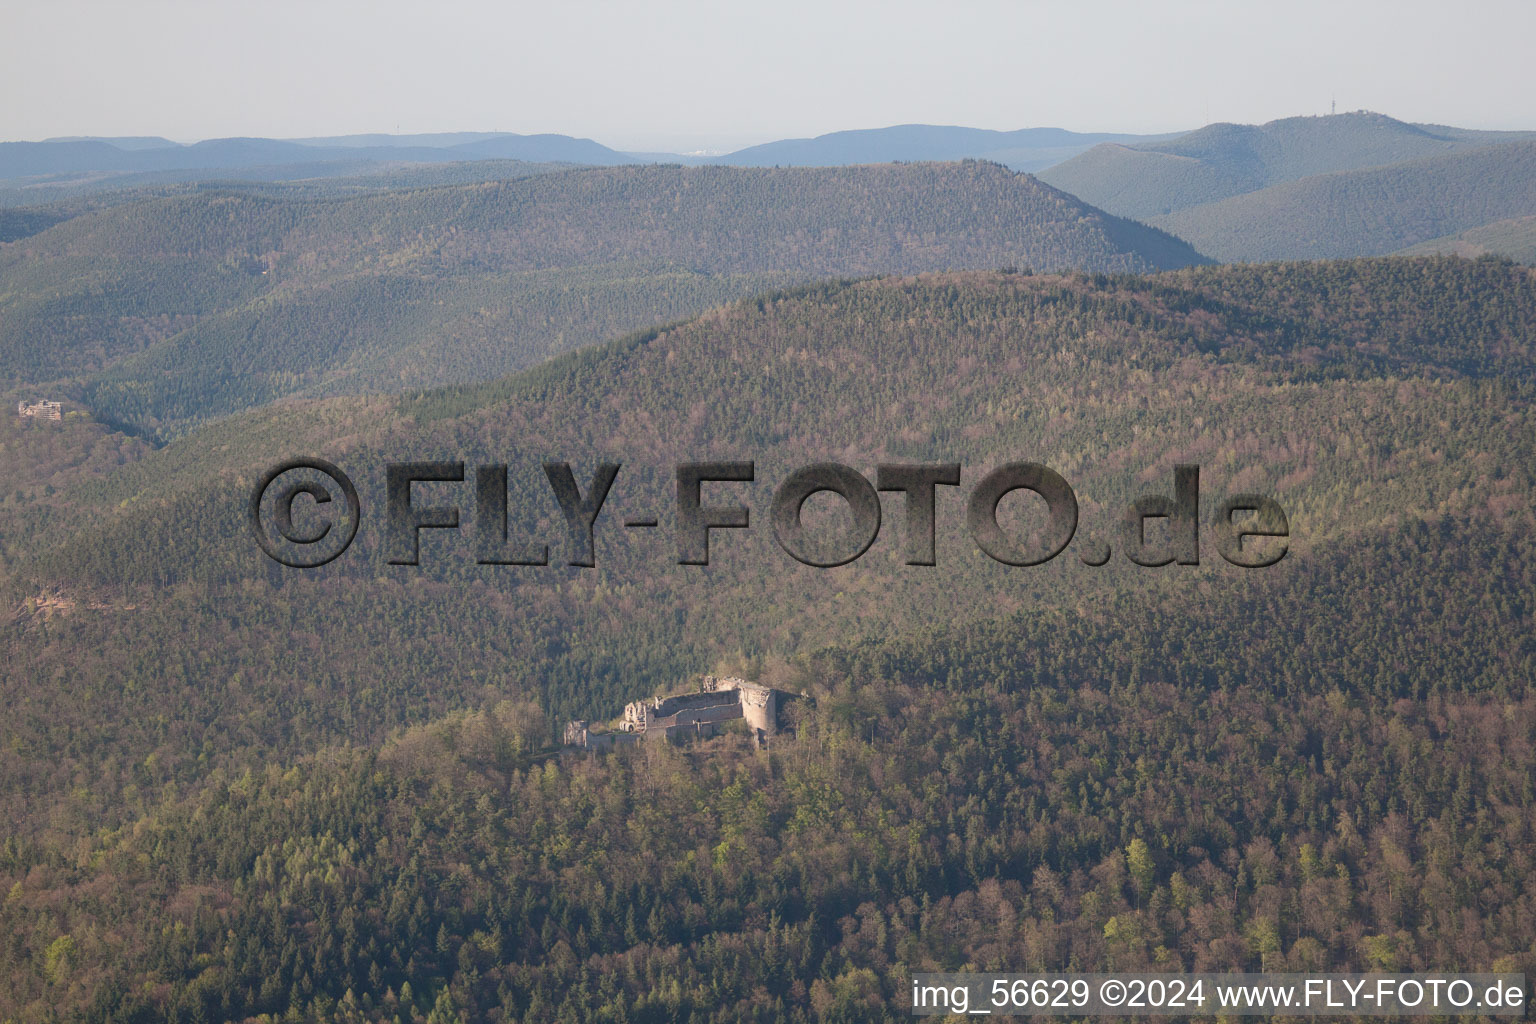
[1,512,1530,1022]
[1039,111,1536,220]
[0,160,1206,437]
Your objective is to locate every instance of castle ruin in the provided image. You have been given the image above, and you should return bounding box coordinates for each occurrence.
[564,676,794,751]
[562,719,639,751]
[17,400,62,421]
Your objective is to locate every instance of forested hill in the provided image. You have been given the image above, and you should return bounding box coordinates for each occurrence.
[1,161,1206,438]
[1147,141,1536,262]
[3,257,1535,1018]
[1038,111,1536,220]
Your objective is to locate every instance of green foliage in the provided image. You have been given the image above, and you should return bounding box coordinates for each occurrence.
[44,934,77,985]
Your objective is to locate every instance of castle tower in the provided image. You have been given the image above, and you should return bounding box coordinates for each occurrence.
[738,684,777,743]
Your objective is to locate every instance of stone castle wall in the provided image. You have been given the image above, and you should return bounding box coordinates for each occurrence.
[572,677,795,750]
[17,400,62,421]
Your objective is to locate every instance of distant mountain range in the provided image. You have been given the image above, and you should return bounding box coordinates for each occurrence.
[10,112,1536,263]
[2,124,1171,188]
[707,124,1171,171]
[0,132,635,180]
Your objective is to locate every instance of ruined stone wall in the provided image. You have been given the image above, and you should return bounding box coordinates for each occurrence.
[665,702,744,730]
[563,720,636,750]
[657,691,740,716]
[625,688,739,731]
[17,400,62,421]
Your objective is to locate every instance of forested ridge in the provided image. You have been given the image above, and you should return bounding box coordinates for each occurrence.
[0,161,1204,438]
[0,159,574,215]
[1,258,1533,1020]
[0,133,631,205]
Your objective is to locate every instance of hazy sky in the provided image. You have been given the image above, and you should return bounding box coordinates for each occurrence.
[6,0,1535,151]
